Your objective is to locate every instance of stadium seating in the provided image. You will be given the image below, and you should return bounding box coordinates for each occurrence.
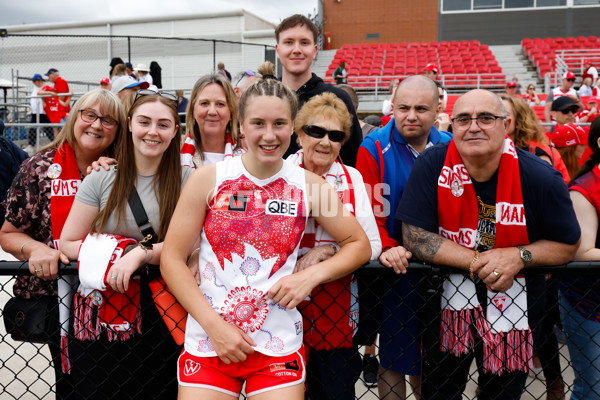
[521,36,600,78]
[326,40,505,91]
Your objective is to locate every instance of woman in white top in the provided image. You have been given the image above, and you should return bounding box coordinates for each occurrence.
[180,73,241,168]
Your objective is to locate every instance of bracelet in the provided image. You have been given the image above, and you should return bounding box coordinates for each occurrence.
[329,244,338,255]
[140,245,153,264]
[469,250,480,279]
[19,239,36,259]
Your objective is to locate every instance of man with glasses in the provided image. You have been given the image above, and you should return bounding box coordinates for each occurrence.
[232,70,257,99]
[356,75,452,398]
[397,89,580,400]
[545,71,583,123]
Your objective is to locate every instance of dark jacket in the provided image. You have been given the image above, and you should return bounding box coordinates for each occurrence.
[0,122,29,226]
[284,73,363,167]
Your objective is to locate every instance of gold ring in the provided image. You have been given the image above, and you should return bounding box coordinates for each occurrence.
[493,271,501,280]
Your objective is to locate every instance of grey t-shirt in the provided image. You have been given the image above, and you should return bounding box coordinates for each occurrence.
[76,165,193,240]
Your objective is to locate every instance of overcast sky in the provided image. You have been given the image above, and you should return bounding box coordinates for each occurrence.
[0,0,318,27]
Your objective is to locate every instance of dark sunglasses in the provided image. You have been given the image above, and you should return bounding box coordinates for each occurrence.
[566,78,576,82]
[560,107,578,114]
[302,125,346,143]
[134,89,178,103]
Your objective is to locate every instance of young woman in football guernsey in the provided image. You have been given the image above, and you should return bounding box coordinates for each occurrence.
[161,75,370,399]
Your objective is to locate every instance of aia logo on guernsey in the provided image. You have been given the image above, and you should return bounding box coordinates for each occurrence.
[51,179,79,197]
[183,359,201,376]
[496,202,525,226]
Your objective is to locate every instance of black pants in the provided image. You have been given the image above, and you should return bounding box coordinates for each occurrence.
[538,276,563,382]
[69,284,180,400]
[432,347,527,400]
[28,114,52,146]
[305,347,362,400]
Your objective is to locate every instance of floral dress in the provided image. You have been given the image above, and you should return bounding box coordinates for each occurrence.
[4,148,82,299]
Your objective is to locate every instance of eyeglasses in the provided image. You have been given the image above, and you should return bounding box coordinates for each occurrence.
[451,114,506,130]
[566,79,576,82]
[560,107,579,114]
[79,109,118,129]
[235,70,256,87]
[134,89,178,104]
[302,125,346,142]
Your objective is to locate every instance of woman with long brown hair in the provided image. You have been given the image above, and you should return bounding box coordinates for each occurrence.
[0,89,125,400]
[60,90,192,399]
[501,95,571,183]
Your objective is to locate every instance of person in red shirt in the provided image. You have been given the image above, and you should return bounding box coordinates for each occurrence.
[581,60,598,87]
[44,68,70,122]
[578,97,599,124]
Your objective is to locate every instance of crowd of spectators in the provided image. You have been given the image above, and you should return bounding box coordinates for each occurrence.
[2,16,600,400]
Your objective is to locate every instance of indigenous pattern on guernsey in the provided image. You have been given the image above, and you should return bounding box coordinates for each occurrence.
[184,157,309,358]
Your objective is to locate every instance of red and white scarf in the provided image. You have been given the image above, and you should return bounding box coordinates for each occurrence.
[74,233,142,341]
[437,138,532,375]
[288,150,358,351]
[50,143,81,374]
[180,133,236,168]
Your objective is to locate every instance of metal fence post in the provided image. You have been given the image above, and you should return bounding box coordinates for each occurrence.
[421,266,445,400]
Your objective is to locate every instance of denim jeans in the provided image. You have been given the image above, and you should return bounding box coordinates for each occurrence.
[559,291,600,400]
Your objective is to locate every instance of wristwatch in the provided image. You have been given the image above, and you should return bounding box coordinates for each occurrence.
[517,246,532,267]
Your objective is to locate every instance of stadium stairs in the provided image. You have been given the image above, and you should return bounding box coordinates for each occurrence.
[489,44,544,92]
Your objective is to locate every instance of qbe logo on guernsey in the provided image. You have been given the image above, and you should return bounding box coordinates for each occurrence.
[265,199,298,217]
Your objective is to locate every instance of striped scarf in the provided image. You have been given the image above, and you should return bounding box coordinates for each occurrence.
[437,138,532,375]
[74,233,142,342]
[288,150,359,350]
[50,143,81,374]
[180,133,236,168]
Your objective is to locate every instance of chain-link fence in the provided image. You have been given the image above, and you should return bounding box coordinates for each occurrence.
[1,259,597,400]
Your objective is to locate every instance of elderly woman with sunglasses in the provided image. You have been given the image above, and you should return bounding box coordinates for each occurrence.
[287,92,382,400]
[59,90,192,399]
[0,89,126,399]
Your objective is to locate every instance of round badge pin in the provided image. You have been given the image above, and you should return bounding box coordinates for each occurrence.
[47,163,62,179]
[89,291,104,306]
[451,179,464,197]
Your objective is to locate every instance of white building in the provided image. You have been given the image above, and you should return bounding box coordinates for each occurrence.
[1,9,276,92]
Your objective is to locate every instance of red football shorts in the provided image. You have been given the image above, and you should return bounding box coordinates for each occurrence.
[178,346,305,397]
